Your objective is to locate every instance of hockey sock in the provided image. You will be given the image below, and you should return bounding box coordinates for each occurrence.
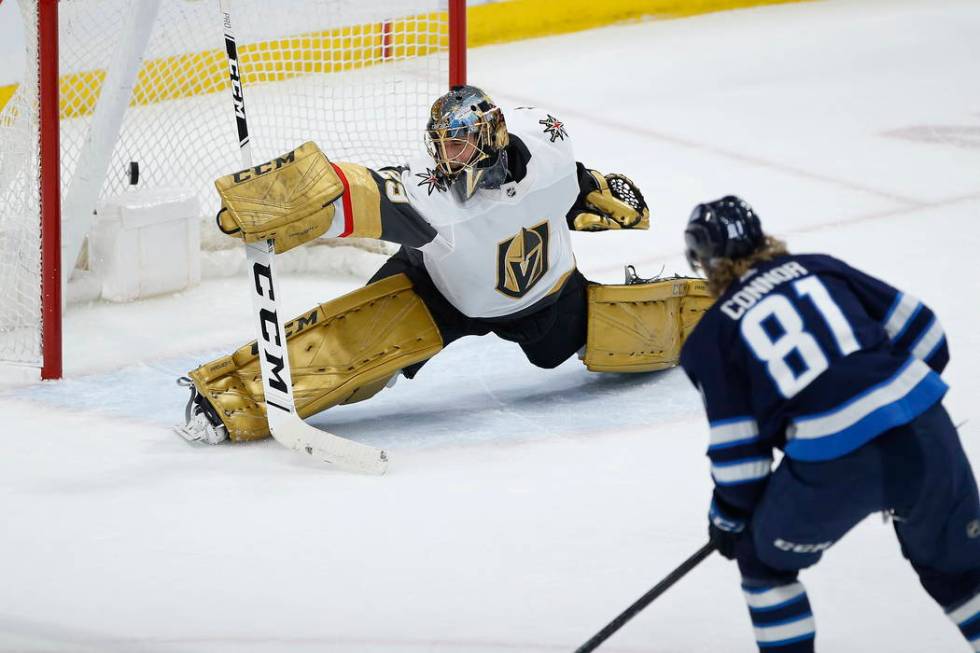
[742,581,815,652]
[946,591,980,651]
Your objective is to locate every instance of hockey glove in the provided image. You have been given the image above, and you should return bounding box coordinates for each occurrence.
[569,169,650,231]
[215,141,343,254]
[708,498,747,560]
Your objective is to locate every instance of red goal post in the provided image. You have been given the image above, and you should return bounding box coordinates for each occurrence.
[0,0,467,381]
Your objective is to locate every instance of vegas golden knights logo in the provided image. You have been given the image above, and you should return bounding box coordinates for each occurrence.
[496,221,550,298]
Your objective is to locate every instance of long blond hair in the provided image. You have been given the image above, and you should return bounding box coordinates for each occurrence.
[704,236,789,297]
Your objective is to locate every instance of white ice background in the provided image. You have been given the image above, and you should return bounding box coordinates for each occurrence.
[1,0,979,651]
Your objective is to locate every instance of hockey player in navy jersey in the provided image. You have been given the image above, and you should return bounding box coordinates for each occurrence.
[175,86,711,444]
[679,195,980,651]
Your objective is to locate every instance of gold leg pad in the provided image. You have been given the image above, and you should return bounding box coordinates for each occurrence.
[187,273,443,441]
[584,277,713,373]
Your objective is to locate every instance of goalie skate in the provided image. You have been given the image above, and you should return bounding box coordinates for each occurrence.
[174,377,228,445]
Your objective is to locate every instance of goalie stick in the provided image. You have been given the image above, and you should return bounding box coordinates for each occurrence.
[216,0,388,474]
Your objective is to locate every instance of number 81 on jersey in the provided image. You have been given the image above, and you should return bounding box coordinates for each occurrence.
[741,276,860,398]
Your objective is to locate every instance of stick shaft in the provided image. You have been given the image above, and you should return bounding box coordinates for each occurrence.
[211,1,387,474]
[218,0,252,167]
[575,542,716,653]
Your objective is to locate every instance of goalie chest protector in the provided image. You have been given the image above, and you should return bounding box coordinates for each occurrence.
[402,107,580,319]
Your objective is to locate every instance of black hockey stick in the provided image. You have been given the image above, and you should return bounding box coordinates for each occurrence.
[575,541,716,653]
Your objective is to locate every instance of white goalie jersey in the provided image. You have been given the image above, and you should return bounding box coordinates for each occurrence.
[325,106,582,319]
[405,107,580,318]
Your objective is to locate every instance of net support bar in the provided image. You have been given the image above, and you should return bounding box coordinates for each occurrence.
[39,0,61,380]
[61,0,163,289]
[449,0,466,87]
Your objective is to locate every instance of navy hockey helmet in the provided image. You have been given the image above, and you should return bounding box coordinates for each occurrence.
[684,195,763,272]
[425,85,510,202]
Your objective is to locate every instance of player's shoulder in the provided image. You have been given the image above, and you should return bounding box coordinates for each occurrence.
[504,106,573,153]
[402,156,452,204]
[787,252,850,275]
[503,106,576,185]
[778,252,872,289]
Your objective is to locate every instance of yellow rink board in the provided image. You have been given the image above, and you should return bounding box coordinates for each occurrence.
[0,0,807,118]
[0,13,446,120]
[467,0,808,46]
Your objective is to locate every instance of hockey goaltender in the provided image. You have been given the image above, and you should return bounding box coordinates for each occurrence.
[176,85,711,445]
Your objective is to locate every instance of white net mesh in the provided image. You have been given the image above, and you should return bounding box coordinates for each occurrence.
[0,0,42,368]
[0,0,451,369]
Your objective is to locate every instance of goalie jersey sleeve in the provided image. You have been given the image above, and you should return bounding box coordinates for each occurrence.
[320,161,440,249]
[680,253,949,514]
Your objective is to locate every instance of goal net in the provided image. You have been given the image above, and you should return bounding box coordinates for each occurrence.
[0,0,459,377]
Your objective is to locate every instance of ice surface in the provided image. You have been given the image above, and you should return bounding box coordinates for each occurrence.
[1,1,979,651]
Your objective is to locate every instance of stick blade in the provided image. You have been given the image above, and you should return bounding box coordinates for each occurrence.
[269,412,389,475]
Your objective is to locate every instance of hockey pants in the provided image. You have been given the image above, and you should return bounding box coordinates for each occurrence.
[735,401,980,651]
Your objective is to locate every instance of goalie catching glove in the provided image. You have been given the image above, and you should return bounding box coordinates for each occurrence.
[215,141,343,254]
[568,167,650,232]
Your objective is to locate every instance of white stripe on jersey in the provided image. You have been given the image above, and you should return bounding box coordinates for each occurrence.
[884,292,920,340]
[911,318,945,361]
[788,359,931,442]
[711,458,771,485]
[948,591,980,626]
[743,583,807,611]
[709,417,760,449]
[753,616,815,645]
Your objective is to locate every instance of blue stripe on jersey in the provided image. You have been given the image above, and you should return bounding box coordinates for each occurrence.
[745,581,816,652]
[962,618,980,644]
[948,592,980,627]
[710,439,771,465]
[969,635,980,653]
[786,358,947,461]
[892,304,932,352]
[748,593,807,614]
[754,613,815,630]
[947,591,980,648]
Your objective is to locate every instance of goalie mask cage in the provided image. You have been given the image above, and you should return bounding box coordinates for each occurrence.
[0,0,466,381]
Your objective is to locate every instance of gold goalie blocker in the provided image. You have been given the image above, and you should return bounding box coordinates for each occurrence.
[214,140,343,254]
[187,142,712,441]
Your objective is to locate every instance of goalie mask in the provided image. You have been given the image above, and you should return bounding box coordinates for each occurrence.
[425,85,510,202]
